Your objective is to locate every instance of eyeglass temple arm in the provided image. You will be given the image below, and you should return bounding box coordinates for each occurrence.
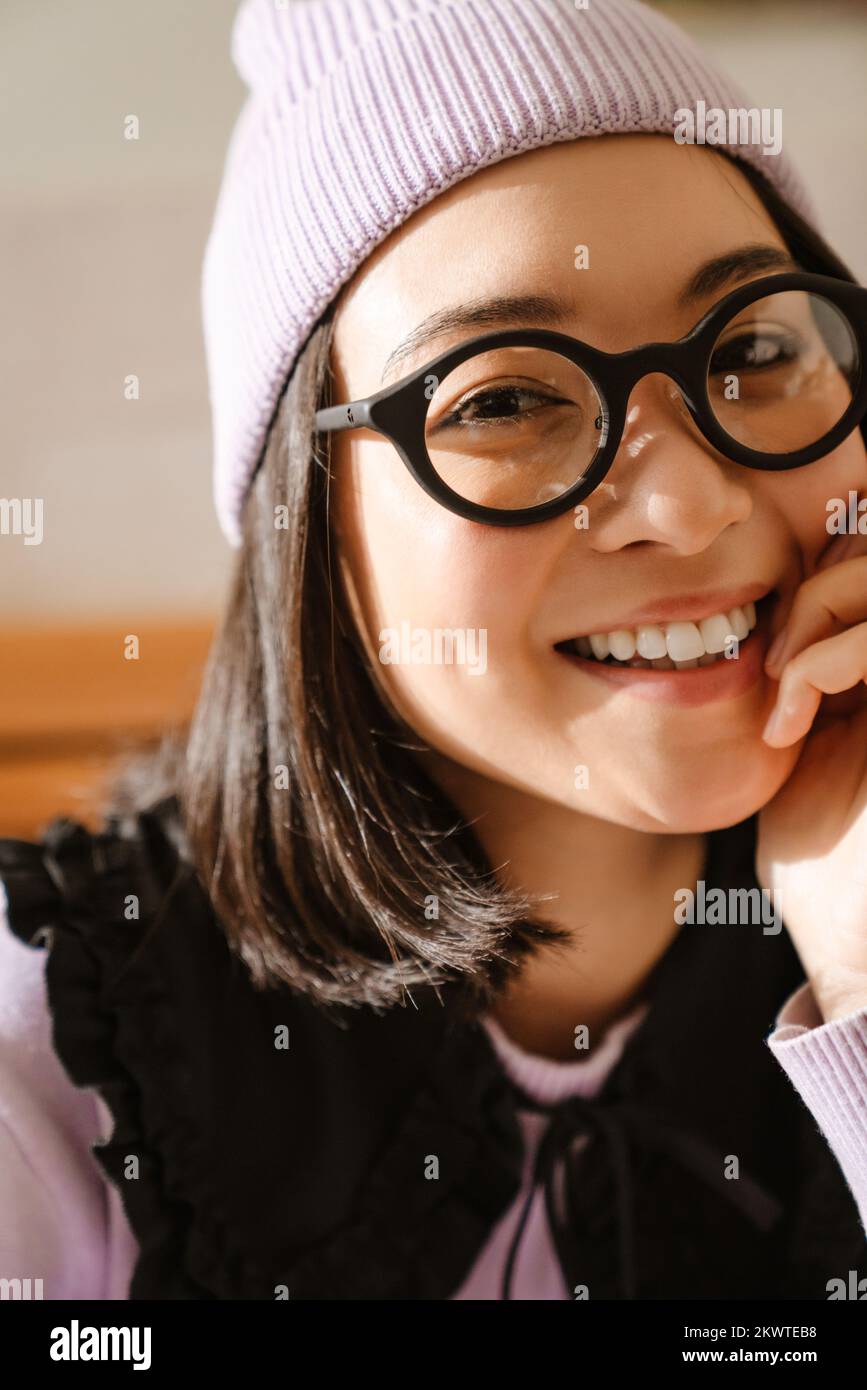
[315,400,374,434]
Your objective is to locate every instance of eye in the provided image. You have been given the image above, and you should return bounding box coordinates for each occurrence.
[432,379,574,430]
[710,328,802,375]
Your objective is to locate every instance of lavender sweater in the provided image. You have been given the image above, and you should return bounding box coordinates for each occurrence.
[0,892,865,1301]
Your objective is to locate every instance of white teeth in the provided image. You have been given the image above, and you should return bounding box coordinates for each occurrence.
[727,607,750,641]
[698,613,733,655]
[665,621,705,662]
[608,629,636,661]
[570,600,761,667]
[636,624,667,659]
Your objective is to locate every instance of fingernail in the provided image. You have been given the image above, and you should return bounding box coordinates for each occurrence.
[762,704,783,743]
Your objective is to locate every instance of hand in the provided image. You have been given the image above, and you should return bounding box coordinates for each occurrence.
[756,530,867,1023]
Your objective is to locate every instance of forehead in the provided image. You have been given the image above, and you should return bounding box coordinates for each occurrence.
[331,134,785,388]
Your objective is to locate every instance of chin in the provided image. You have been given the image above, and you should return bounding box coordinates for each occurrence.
[627,740,802,834]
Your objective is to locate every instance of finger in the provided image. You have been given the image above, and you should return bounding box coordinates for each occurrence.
[813,484,867,570]
[762,623,867,747]
[764,553,867,678]
[766,527,867,653]
[815,526,867,574]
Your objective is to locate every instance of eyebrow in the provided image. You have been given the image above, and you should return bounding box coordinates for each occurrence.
[678,242,797,303]
[379,243,799,383]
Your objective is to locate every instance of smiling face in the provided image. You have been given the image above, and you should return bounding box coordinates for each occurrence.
[329,134,867,834]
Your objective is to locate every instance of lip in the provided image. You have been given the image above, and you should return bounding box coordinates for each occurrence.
[556,584,772,641]
[555,593,775,707]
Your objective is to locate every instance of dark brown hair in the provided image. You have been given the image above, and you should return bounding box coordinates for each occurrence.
[117,152,864,1012]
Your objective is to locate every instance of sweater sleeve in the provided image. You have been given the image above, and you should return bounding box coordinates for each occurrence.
[0,882,138,1299]
[766,982,867,1233]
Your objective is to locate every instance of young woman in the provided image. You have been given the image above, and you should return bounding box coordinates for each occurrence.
[1,0,866,1301]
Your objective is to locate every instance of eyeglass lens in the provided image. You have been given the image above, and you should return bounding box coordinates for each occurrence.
[707,290,857,454]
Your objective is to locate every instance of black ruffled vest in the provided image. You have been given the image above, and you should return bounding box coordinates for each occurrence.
[0,799,863,1300]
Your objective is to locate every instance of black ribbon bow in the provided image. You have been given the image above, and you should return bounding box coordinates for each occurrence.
[499,1086,784,1301]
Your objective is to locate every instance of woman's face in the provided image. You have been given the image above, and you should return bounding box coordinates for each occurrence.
[330,134,867,833]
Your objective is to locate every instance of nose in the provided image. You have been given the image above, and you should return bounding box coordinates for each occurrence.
[587,373,752,554]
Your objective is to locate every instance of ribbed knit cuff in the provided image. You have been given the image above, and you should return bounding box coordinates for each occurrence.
[767,984,867,1233]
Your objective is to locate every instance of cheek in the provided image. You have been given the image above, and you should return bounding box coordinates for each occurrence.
[333,436,555,744]
[759,430,867,563]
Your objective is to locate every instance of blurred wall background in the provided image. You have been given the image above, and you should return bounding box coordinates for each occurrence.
[1,0,866,624]
[1,0,241,623]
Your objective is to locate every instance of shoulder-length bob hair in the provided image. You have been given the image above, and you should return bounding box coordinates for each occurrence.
[125,155,865,1012]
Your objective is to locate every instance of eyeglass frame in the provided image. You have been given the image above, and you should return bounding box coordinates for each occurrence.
[314,271,867,527]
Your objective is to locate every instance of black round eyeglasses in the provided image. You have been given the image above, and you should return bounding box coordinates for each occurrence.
[314,272,867,527]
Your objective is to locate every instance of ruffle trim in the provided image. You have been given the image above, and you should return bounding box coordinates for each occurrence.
[1,810,242,1296]
[0,804,526,1299]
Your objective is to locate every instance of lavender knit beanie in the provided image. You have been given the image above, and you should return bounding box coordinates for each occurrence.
[203,0,815,546]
